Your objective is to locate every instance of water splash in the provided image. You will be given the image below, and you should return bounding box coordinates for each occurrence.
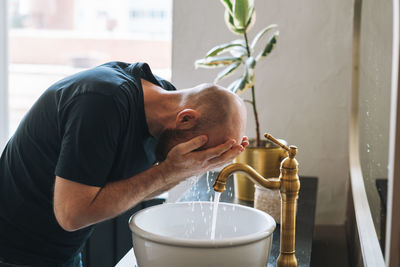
[206,172,211,194]
[210,191,221,240]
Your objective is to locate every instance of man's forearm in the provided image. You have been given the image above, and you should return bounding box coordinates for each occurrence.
[54,135,243,232]
[90,164,167,218]
[56,163,173,231]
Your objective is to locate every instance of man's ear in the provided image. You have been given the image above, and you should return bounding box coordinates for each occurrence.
[175,109,199,130]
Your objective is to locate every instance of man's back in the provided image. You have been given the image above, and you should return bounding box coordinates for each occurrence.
[0,62,175,266]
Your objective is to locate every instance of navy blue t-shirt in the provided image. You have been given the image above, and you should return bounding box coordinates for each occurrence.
[0,62,176,266]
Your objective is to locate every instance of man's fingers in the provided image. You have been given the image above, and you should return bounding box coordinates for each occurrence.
[175,135,208,154]
[207,145,243,166]
[195,139,236,160]
[241,140,249,147]
[241,136,249,147]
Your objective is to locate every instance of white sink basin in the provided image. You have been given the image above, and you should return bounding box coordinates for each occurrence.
[129,201,276,267]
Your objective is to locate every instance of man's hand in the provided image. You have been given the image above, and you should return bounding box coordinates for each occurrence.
[53,135,247,232]
[144,136,249,200]
[241,136,249,148]
[159,135,245,185]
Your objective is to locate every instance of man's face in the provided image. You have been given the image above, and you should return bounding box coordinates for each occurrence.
[155,128,194,162]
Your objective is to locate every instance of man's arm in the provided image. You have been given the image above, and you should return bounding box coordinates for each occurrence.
[54,135,244,232]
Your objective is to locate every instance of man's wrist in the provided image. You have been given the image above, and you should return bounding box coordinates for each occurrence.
[155,161,174,185]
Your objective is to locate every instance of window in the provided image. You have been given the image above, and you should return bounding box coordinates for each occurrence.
[7,0,172,135]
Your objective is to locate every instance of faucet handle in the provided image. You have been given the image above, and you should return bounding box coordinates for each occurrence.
[264,133,289,151]
[265,133,298,159]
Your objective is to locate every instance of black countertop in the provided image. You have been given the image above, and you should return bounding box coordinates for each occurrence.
[179,173,318,267]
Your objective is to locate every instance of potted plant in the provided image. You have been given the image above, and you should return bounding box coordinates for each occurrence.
[195,0,286,218]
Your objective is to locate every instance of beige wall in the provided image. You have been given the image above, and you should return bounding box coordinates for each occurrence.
[171,0,353,225]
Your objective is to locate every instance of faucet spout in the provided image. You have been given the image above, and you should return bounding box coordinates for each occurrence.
[213,163,280,193]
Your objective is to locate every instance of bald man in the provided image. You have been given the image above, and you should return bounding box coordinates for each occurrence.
[0,62,248,267]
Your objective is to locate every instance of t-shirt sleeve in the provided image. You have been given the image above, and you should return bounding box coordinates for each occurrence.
[55,94,123,187]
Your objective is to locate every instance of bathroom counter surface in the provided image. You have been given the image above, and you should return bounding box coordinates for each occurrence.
[116,176,318,267]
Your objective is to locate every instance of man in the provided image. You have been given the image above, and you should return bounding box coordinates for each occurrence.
[0,61,248,266]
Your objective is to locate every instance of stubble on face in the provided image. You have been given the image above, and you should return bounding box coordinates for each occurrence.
[155,128,200,163]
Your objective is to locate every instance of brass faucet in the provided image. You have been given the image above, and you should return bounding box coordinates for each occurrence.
[213,133,300,267]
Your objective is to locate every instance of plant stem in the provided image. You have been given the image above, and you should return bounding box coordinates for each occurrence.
[251,85,261,147]
[243,31,261,147]
[243,31,251,57]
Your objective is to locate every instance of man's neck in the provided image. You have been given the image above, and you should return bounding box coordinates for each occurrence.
[141,79,182,138]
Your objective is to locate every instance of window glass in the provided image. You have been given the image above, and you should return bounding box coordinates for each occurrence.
[8,0,172,134]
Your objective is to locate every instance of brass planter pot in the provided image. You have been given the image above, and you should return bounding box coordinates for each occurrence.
[234,141,287,201]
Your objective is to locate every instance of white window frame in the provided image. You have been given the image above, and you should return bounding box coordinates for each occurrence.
[0,0,9,151]
[350,0,400,266]
[386,1,400,265]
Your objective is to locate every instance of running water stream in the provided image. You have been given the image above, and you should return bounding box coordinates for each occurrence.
[210,191,221,240]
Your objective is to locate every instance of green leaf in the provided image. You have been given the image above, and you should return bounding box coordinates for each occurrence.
[229,45,248,57]
[256,31,279,61]
[223,1,255,35]
[224,10,245,35]
[247,0,255,9]
[233,0,250,29]
[231,60,255,94]
[247,6,255,24]
[242,65,254,91]
[226,58,255,94]
[214,61,241,83]
[232,0,255,31]
[243,57,256,86]
[245,8,256,31]
[245,56,256,69]
[244,70,255,86]
[227,77,246,93]
[228,73,253,94]
[250,24,278,51]
[220,0,234,16]
[195,56,241,69]
[205,40,246,58]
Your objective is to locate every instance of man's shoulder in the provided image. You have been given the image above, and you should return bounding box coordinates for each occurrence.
[49,62,138,102]
[75,62,135,91]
